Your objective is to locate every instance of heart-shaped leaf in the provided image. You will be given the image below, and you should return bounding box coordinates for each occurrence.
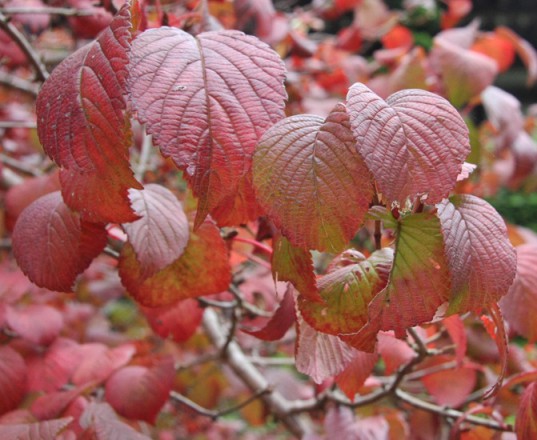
[346,83,470,206]
[128,27,286,227]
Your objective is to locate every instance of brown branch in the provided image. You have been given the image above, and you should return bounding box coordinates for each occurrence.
[0,6,94,16]
[0,70,39,96]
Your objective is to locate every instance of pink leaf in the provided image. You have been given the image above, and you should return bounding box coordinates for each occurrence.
[377,331,416,375]
[6,304,63,346]
[0,417,73,440]
[254,103,373,252]
[435,18,480,49]
[35,5,141,223]
[128,27,286,227]
[335,350,378,400]
[516,382,537,439]
[346,83,470,206]
[500,244,537,342]
[105,358,174,423]
[72,344,135,386]
[30,386,87,421]
[12,192,107,292]
[141,299,204,343]
[124,184,189,277]
[0,346,27,416]
[437,194,517,314]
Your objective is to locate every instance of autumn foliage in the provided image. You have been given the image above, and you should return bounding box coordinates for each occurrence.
[2,0,537,438]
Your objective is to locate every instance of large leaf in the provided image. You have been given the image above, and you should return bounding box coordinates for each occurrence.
[346,83,470,206]
[12,192,107,292]
[500,245,537,342]
[0,346,27,416]
[0,417,73,440]
[254,103,373,252]
[368,212,451,336]
[119,220,231,307]
[436,194,517,314]
[124,184,189,277]
[298,249,392,336]
[35,5,141,223]
[516,382,537,439]
[128,27,286,227]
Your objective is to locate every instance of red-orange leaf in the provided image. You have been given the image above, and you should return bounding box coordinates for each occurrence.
[516,382,537,439]
[128,27,286,227]
[335,350,378,400]
[124,184,189,277]
[12,192,107,292]
[346,83,470,206]
[436,195,517,314]
[254,103,373,252]
[119,220,231,307]
[36,5,141,223]
[0,346,27,416]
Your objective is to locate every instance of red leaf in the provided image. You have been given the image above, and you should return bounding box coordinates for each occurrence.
[271,233,320,303]
[254,103,373,252]
[496,26,537,86]
[36,5,141,223]
[79,402,150,439]
[6,304,63,346]
[124,184,189,277]
[377,331,416,375]
[436,195,517,314]
[382,25,413,50]
[0,346,27,416]
[241,286,295,341]
[12,192,107,292]
[443,315,467,365]
[346,83,470,206]
[335,350,378,400]
[0,417,73,440]
[119,220,231,307]
[500,244,537,342]
[471,33,516,73]
[128,27,286,227]
[30,386,87,421]
[142,299,204,343]
[516,382,537,439]
[105,358,174,423]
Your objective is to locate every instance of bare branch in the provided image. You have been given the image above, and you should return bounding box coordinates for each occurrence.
[0,153,43,176]
[0,70,39,96]
[0,6,94,16]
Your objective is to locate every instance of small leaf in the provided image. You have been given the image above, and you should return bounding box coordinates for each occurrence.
[129,27,286,227]
[6,304,63,346]
[346,83,470,206]
[516,382,537,439]
[436,194,517,314]
[12,192,107,292]
[124,184,189,277]
[0,417,73,440]
[0,346,27,416]
[119,220,231,307]
[105,358,174,423]
[335,350,378,400]
[36,5,141,223]
[254,103,373,252]
[377,331,416,375]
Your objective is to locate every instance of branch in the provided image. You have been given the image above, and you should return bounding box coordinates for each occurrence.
[0,7,94,16]
[0,70,39,96]
[0,153,42,176]
[0,12,49,82]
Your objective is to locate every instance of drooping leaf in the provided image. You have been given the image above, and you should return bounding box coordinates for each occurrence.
[346,83,470,206]
[500,244,537,342]
[430,37,498,108]
[516,382,537,439]
[436,194,517,314]
[241,286,295,341]
[271,234,320,302]
[0,417,73,440]
[12,192,107,292]
[335,350,378,400]
[5,304,63,346]
[254,103,373,252]
[128,27,286,227]
[298,249,392,336]
[368,212,451,336]
[124,184,189,277]
[105,358,174,423]
[0,346,27,416]
[119,220,231,307]
[35,5,141,223]
[141,299,204,343]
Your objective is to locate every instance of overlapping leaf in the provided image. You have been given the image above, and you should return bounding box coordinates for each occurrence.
[335,350,378,400]
[124,184,189,277]
[0,346,27,416]
[128,27,286,227]
[35,5,141,223]
[254,103,373,252]
[346,83,470,206]
[436,194,517,314]
[12,192,107,292]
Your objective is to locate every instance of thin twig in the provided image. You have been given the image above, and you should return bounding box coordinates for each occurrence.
[0,121,37,129]
[0,153,42,176]
[0,71,39,96]
[0,7,94,16]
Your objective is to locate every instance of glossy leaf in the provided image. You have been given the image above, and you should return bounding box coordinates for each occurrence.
[346,83,470,206]
[436,194,517,314]
[12,192,107,292]
[5,304,63,346]
[0,346,27,416]
[124,184,189,277]
[516,382,537,439]
[254,103,373,252]
[335,350,378,400]
[105,358,174,423]
[500,245,537,342]
[35,5,141,223]
[0,417,73,440]
[129,27,286,227]
[119,220,231,307]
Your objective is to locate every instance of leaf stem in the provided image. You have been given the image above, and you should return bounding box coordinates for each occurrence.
[232,236,273,255]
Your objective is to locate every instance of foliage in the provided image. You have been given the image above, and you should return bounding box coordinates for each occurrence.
[1,0,537,438]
